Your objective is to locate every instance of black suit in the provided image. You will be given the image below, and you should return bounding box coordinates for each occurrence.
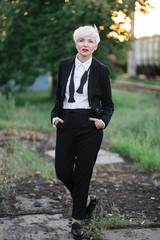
[51,56,114,128]
[51,56,114,220]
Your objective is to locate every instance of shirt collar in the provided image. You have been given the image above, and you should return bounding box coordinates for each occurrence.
[75,55,92,71]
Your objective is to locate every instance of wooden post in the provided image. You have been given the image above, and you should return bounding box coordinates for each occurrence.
[127,11,136,77]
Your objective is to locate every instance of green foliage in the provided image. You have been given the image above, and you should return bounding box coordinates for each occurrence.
[0,139,55,210]
[82,203,106,239]
[0,89,160,173]
[106,89,160,173]
[0,93,16,120]
[0,0,151,90]
[105,203,126,228]
[1,89,160,173]
[0,92,53,132]
[9,140,55,179]
[116,75,160,86]
[0,147,18,200]
[82,202,126,239]
[0,140,55,181]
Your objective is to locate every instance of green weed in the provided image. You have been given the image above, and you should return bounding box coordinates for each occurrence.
[0,92,53,132]
[9,140,55,179]
[1,89,160,173]
[0,141,55,199]
[0,140,56,212]
[82,204,106,240]
[105,203,126,228]
[0,93,16,120]
[106,89,160,173]
[0,147,18,212]
[117,75,160,87]
[82,203,126,239]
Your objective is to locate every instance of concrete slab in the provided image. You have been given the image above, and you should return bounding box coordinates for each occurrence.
[1,214,160,240]
[45,149,124,165]
[96,149,124,164]
[102,228,160,240]
[0,214,73,240]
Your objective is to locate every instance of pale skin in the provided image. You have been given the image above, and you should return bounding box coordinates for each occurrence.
[54,36,104,224]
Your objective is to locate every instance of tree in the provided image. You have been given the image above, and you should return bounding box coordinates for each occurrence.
[0,0,151,93]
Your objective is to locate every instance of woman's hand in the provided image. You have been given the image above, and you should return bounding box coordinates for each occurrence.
[54,118,64,126]
[89,118,104,129]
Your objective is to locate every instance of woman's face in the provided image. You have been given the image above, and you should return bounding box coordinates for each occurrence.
[75,36,97,59]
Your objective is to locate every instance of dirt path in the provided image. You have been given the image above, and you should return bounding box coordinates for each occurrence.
[0,136,160,239]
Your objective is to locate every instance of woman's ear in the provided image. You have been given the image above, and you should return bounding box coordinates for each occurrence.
[75,42,78,50]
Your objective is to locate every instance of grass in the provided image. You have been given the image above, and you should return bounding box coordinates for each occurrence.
[105,203,126,228]
[82,203,126,239]
[0,139,55,213]
[106,88,160,173]
[0,89,160,174]
[0,89,159,236]
[9,140,55,179]
[0,140,55,202]
[116,75,160,87]
[0,92,53,132]
[0,92,56,205]
[0,148,17,202]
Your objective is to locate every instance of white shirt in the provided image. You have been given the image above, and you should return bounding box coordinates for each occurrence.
[63,56,91,109]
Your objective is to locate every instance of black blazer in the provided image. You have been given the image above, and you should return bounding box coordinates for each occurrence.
[51,56,114,129]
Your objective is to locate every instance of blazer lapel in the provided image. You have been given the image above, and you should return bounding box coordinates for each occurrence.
[61,56,75,99]
[88,57,100,100]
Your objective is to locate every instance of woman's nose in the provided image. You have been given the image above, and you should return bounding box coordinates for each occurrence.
[83,41,89,46]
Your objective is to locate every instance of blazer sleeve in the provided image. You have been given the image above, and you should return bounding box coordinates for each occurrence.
[100,65,114,128]
[50,61,63,123]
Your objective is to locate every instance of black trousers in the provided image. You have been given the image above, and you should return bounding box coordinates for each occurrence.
[55,109,103,219]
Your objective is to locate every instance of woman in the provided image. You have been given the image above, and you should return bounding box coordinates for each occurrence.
[51,25,114,238]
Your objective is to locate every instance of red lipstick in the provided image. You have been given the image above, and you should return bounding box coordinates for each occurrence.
[82,49,89,52]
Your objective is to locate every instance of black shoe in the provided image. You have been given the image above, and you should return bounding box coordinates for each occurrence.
[85,195,97,219]
[71,222,84,238]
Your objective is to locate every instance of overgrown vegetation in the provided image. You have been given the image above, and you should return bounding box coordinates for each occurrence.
[9,140,55,179]
[0,140,55,184]
[0,140,55,208]
[0,89,160,174]
[117,75,160,86]
[0,92,53,132]
[82,203,126,239]
[0,89,159,237]
[106,89,160,173]
[0,147,17,210]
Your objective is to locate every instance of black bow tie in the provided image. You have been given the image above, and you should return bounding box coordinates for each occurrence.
[68,63,90,103]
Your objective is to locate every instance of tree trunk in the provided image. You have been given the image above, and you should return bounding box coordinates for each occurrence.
[51,71,57,99]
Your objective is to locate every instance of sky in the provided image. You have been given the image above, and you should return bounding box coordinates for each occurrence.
[134,0,160,38]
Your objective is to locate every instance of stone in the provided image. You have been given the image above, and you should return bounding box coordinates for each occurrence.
[45,149,124,165]
[33,201,42,207]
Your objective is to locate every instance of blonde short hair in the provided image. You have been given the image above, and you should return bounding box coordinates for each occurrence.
[73,25,100,44]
